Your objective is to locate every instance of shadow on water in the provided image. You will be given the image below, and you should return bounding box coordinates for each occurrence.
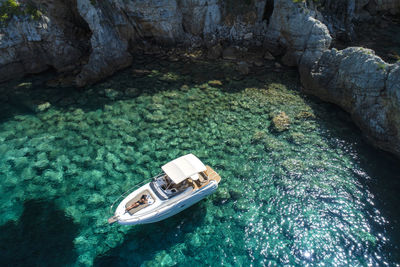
[0,53,290,122]
[0,199,79,267]
[353,142,400,262]
[94,202,207,266]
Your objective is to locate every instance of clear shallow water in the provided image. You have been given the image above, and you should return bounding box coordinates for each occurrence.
[0,55,399,266]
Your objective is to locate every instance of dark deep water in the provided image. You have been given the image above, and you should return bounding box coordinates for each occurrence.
[0,55,399,266]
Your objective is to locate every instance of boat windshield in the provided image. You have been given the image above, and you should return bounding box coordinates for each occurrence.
[151,174,190,199]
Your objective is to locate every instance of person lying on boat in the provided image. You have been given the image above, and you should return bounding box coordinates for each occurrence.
[126,194,153,212]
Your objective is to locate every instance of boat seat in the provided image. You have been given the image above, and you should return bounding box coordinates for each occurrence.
[199,172,209,184]
[200,172,208,180]
[125,190,155,215]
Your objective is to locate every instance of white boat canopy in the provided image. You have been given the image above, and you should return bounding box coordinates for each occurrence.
[161,154,207,184]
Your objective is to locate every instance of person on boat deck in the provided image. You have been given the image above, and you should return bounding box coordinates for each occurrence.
[126,194,153,211]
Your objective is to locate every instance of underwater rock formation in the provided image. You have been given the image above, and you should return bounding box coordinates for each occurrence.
[272,111,290,132]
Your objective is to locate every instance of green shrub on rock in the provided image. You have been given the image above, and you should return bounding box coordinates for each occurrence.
[0,0,42,25]
[0,0,20,23]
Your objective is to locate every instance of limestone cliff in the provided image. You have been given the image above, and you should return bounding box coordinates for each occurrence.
[1,0,398,86]
[0,0,90,81]
[1,0,400,157]
[301,48,400,156]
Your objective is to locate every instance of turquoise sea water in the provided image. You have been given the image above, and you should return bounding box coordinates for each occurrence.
[0,55,399,266]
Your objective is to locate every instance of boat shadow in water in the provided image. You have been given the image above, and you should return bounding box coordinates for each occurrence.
[0,199,79,267]
[94,201,208,266]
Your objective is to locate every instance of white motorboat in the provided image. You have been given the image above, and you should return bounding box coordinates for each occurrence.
[108,154,221,225]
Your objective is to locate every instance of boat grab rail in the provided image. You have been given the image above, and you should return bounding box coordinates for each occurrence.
[109,172,164,214]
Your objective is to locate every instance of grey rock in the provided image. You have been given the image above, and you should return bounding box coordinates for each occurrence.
[207,44,223,60]
[272,111,290,132]
[266,0,332,67]
[281,50,297,67]
[75,0,132,87]
[264,51,275,61]
[223,46,238,60]
[236,61,250,75]
[367,0,400,14]
[244,32,253,40]
[104,88,120,100]
[253,58,264,67]
[301,47,400,157]
[36,102,51,112]
[124,87,140,97]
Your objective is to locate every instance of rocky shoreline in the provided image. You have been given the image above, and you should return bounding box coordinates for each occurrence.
[1,0,400,157]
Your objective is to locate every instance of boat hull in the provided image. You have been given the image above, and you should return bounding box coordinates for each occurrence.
[115,180,218,225]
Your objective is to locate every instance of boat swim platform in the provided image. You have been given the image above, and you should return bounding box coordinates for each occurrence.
[189,165,221,190]
[205,165,221,183]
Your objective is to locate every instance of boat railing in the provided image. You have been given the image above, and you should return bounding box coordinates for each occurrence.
[109,172,164,214]
[122,182,213,222]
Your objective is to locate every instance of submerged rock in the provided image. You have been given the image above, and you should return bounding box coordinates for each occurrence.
[208,80,223,87]
[215,187,231,200]
[124,88,140,98]
[234,199,249,212]
[272,112,290,132]
[34,159,49,170]
[251,131,267,143]
[104,88,121,100]
[282,158,304,174]
[36,102,51,112]
[237,62,250,75]
[207,44,223,60]
[264,51,275,61]
[253,58,264,67]
[20,100,52,113]
[289,132,307,145]
[295,111,316,120]
[223,46,238,61]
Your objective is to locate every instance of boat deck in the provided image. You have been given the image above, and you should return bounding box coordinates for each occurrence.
[188,165,221,190]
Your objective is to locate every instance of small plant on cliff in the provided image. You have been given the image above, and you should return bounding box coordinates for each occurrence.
[377,63,386,71]
[25,2,42,20]
[0,0,20,23]
[0,0,42,25]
